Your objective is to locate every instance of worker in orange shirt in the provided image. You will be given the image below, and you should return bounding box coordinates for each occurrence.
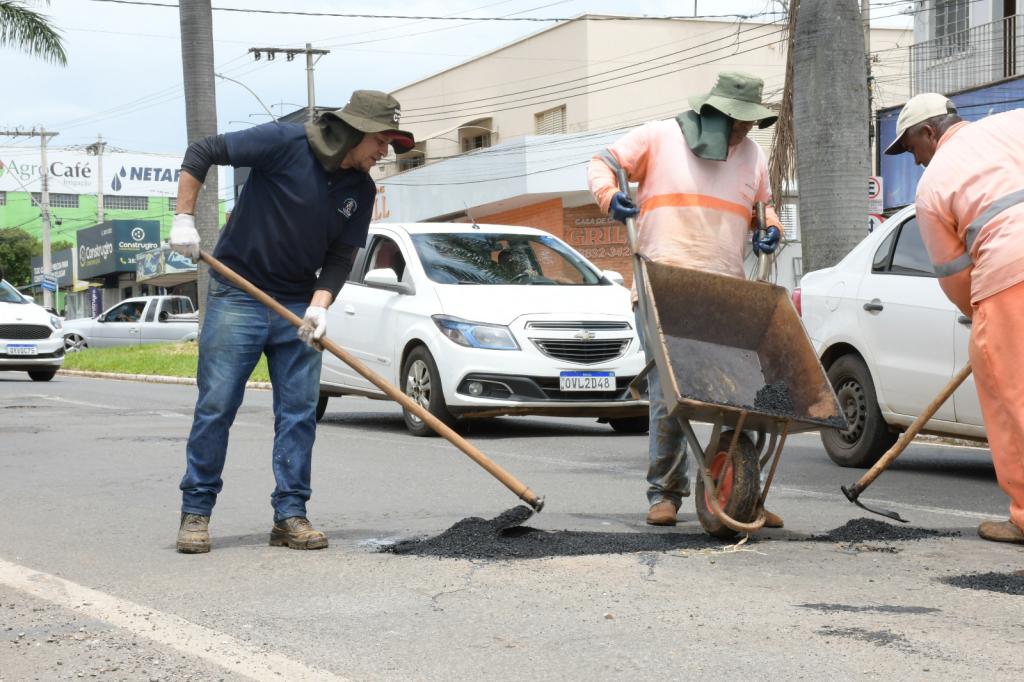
[886,93,1024,544]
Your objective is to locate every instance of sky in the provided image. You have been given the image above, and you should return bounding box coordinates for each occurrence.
[4,0,914,157]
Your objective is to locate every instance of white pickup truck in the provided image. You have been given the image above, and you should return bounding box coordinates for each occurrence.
[62,295,198,350]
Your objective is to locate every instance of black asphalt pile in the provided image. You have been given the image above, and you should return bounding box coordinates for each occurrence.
[383,506,731,560]
[940,571,1024,596]
[807,517,960,543]
[753,381,795,415]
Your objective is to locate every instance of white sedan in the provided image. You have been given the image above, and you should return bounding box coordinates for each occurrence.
[0,279,65,381]
[318,222,649,435]
[798,205,985,467]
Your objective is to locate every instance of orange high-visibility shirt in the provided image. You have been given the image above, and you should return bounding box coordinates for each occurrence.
[915,109,1024,304]
[587,119,778,278]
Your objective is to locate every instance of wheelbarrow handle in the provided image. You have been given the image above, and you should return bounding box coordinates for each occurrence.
[197,250,545,512]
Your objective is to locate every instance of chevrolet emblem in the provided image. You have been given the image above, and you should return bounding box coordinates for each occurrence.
[574,330,596,341]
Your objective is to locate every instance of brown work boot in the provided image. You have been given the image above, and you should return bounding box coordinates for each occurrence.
[977,520,1024,544]
[763,509,784,529]
[646,500,679,526]
[176,513,211,554]
[270,517,328,550]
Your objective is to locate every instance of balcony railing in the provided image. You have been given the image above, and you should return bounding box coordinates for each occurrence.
[910,15,1024,95]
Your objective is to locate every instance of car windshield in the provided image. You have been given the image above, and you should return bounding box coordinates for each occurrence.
[0,280,28,304]
[411,233,604,285]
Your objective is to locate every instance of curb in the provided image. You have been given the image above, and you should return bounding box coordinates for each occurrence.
[57,369,272,390]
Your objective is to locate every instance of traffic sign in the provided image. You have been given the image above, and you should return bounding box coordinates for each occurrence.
[41,279,57,293]
[868,214,885,233]
[868,176,884,214]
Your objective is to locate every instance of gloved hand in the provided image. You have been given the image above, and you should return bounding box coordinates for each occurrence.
[297,305,328,349]
[609,191,639,223]
[752,226,782,255]
[170,213,201,262]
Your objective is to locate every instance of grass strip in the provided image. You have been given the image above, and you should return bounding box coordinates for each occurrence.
[62,342,270,382]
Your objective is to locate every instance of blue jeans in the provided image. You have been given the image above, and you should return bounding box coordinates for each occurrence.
[635,308,690,508]
[180,277,322,522]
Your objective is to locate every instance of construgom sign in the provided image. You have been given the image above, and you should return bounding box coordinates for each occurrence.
[77,220,160,279]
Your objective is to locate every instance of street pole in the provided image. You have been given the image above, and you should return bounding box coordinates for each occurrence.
[1,128,59,306]
[248,44,330,120]
[306,43,316,122]
[88,134,108,224]
[39,128,54,310]
[863,0,874,172]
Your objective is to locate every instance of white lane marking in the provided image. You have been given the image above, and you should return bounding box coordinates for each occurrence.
[19,393,124,410]
[0,557,349,682]
[771,485,999,521]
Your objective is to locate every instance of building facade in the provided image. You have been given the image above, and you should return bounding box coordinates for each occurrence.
[370,15,911,289]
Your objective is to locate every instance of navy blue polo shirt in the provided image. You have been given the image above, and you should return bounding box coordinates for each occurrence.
[213,122,375,301]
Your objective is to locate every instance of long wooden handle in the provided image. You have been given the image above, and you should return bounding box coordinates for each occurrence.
[852,361,973,494]
[199,251,544,511]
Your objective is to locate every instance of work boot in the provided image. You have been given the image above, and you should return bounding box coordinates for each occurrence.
[176,513,211,554]
[270,516,328,550]
[763,509,784,529]
[646,500,679,526]
[977,520,1024,544]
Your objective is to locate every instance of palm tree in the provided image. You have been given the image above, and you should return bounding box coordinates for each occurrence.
[793,0,870,272]
[0,0,67,65]
[179,0,218,327]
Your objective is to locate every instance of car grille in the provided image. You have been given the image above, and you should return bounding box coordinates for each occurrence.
[526,321,631,331]
[532,338,631,364]
[0,324,52,340]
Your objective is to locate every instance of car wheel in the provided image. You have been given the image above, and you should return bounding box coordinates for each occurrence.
[607,415,650,434]
[401,346,456,437]
[64,334,87,352]
[821,354,898,468]
[28,370,56,382]
[315,395,329,422]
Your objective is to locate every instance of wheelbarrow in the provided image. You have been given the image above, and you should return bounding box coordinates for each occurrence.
[613,169,845,538]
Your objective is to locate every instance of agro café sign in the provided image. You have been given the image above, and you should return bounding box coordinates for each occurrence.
[0,147,183,197]
[77,220,160,280]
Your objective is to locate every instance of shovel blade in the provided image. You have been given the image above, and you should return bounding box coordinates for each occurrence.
[841,485,909,523]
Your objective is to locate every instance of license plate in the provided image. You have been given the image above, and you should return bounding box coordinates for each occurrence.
[559,371,615,391]
[6,344,38,356]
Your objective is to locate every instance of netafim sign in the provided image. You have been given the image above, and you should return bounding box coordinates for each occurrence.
[77,220,160,279]
[0,147,183,196]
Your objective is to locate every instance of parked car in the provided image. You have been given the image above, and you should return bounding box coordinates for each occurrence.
[318,222,649,435]
[797,204,985,467]
[0,278,65,381]
[62,295,198,350]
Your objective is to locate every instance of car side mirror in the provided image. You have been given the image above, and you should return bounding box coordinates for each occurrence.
[364,267,414,294]
[603,270,625,286]
[97,314,106,323]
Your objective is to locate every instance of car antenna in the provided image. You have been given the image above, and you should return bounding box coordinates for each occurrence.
[464,202,481,230]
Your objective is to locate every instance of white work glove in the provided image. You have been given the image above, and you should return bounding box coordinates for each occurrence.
[298,305,328,349]
[170,213,201,262]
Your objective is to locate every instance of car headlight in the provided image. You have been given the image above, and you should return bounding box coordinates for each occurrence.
[432,315,519,350]
[50,315,62,330]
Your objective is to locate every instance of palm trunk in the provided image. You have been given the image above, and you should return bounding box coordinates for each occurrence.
[178,0,218,328]
[793,0,870,273]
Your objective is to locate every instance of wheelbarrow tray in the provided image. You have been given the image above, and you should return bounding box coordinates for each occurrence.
[639,260,845,434]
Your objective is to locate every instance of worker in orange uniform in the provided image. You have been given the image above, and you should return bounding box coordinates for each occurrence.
[588,71,785,528]
[886,93,1024,544]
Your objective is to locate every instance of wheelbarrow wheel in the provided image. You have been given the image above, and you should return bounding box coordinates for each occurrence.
[695,430,760,539]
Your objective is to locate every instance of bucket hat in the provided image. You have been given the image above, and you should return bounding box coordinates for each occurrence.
[323,90,415,154]
[688,72,777,128]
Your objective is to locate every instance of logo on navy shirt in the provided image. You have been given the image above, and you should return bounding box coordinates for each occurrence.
[338,198,358,218]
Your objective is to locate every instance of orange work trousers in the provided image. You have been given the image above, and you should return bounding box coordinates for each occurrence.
[970,279,1024,531]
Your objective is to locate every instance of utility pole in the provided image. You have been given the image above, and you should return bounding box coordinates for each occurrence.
[863,0,874,173]
[0,128,59,308]
[248,45,330,121]
[86,134,108,224]
[180,0,219,327]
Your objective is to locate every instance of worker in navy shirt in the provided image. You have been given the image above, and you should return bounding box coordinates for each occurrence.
[169,91,414,554]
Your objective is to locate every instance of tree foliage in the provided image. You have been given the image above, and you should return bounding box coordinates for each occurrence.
[0,228,37,285]
[0,0,67,66]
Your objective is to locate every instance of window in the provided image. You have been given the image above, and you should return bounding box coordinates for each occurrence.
[397,155,424,172]
[168,197,177,212]
[534,105,566,135]
[103,195,149,211]
[105,300,145,323]
[461,133,491,153]
[366,237,406,281]
[31,192,79,208]
[935,0,969,56]
[459,119,494,152]
[874,217,935,277]
[0,191,6,206]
